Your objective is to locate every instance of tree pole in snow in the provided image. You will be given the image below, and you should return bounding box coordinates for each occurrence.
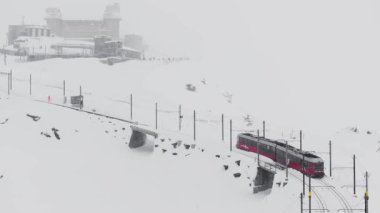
[353,154,356,195]
[79,85,82,96]
[63,80,66,97]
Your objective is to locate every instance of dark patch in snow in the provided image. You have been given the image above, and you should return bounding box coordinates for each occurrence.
[160,138,165,142]
[122,127,126,131]
[223,92,232,104]
[283,182,288,187]
[235,160,241,166]
[52,128,60,140]
[350,127,359,133]
[243,114,253,126]
[215,155,220,158]
[366,131,372,135]
[0,118,9,124]
[172,153,178,156]
[162,149,167,153]
[41,132,51,138]
[154,144,159,148]
[201,78,206,85]
[233,173,241,178]
[27,114,40,121]
[184,144,190,150]
[223,165,229,170]
[172,142,178,149]
[186,84,196,92]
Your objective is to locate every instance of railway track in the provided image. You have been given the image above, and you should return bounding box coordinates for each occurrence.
[234,149,329,212]
[316,178,356,213]
[233,149,359,213]
[288,171,329,212]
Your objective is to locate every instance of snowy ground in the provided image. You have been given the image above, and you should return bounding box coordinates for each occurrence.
[0,56,379,212]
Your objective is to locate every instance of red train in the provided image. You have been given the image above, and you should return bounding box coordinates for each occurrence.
[236,133,325,178]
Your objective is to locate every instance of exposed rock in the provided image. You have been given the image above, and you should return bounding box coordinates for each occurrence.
[41,132,51,138]
[27,114,40,121]
[52,128,60,140]
[186,84,196,92]
[0,118,9,124]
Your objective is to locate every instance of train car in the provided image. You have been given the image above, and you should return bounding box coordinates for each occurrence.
[236,133,325,178]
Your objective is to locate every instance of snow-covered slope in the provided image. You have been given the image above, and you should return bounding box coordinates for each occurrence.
[1,57,379,212]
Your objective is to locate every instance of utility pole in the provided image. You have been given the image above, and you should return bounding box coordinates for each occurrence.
[329,140,332,177]
[257,130,260,166]
[222,114,224,141]
[178,104,181,131]
[365,171,369,213]
[193,110,196,141]
[353,154,356,195]
[300,130,303,151]
[263,120,266,138]
[155,102,158,130]
[130,94,133,120]
[309,175,311,213]
[29,74,31,96]
[63,80,65,97]
[7,73,10,95]
[286,140,289,179]
[303,155,305,195]
[10,69,12,90]
[229,119,232,152]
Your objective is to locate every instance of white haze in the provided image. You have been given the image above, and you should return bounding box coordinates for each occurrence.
[1,0,380,131]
